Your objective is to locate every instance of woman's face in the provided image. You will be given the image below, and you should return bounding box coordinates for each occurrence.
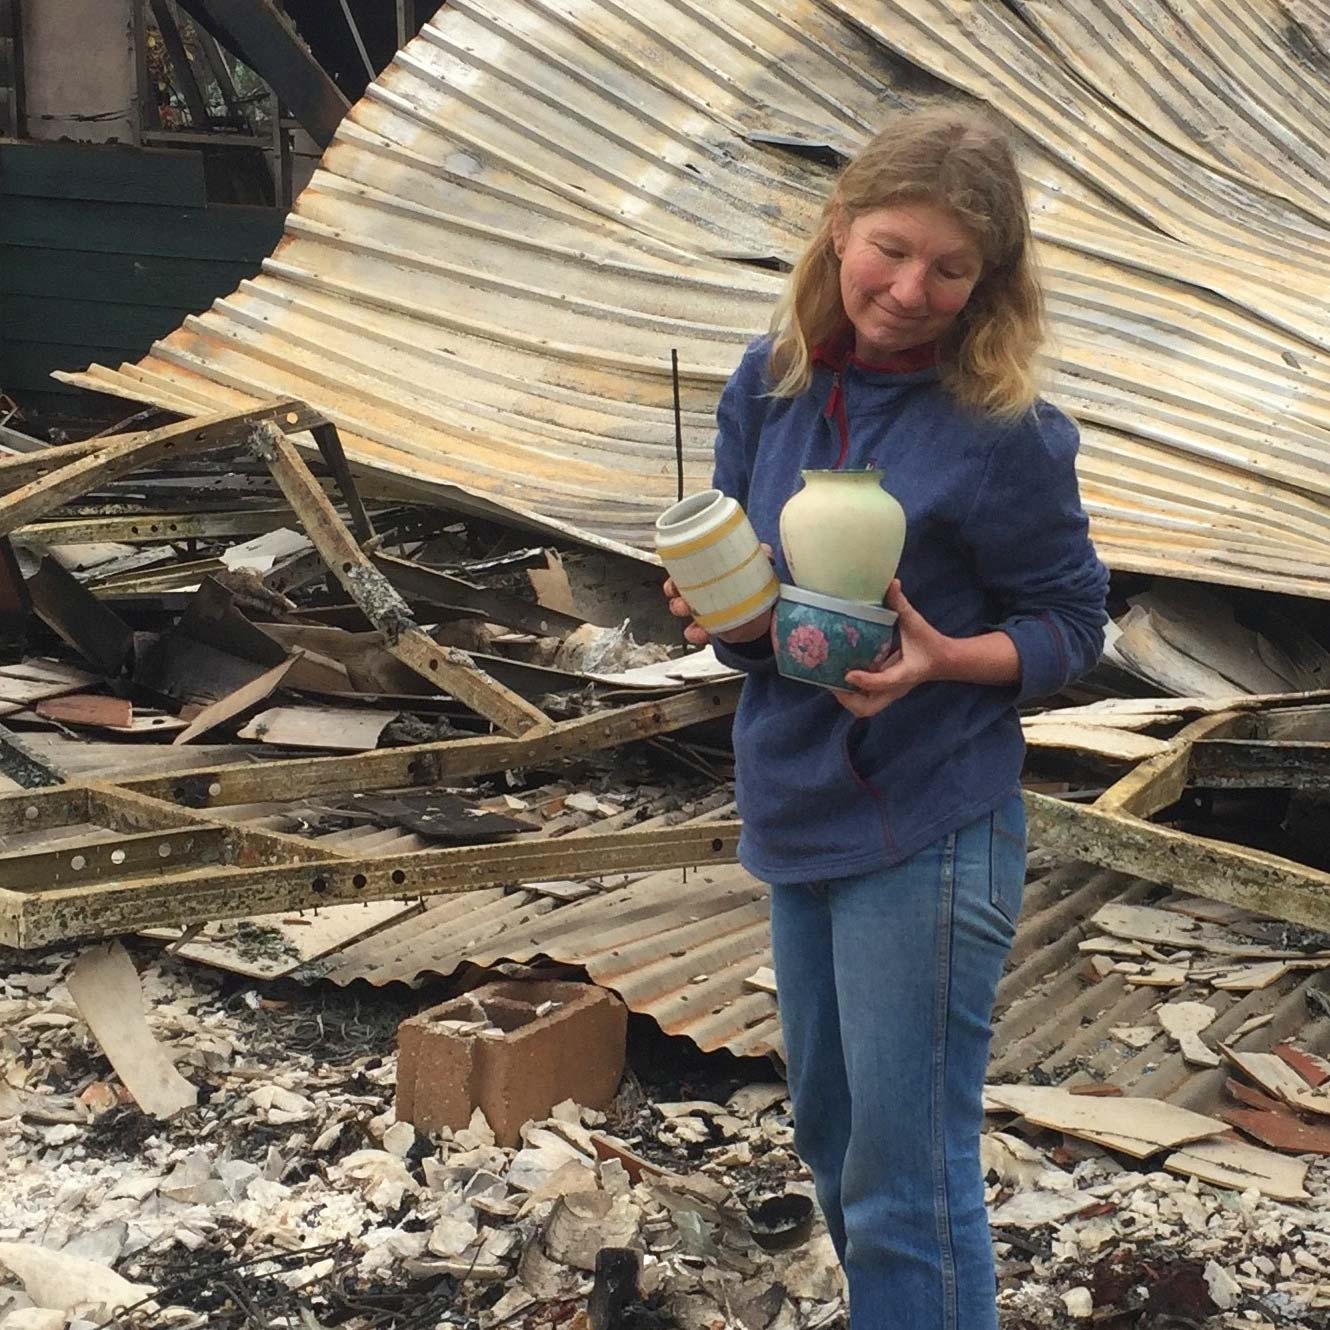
[833,200,983,360]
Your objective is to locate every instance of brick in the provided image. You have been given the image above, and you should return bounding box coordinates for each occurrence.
[396,980,627,1147]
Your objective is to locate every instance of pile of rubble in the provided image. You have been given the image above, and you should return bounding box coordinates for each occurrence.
[3,937,1330,1330]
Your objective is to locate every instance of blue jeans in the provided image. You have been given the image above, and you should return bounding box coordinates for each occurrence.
[770,794,1026,1330]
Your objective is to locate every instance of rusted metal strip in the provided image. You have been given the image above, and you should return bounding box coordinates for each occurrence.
[0,402,323,535]
[0,819,743,948]
[114,682,740,807]
[15,509,301,545]
[86,785,332,866]
[252,421,553,738]
[1025,790,1330,934]
[0,825,229,892]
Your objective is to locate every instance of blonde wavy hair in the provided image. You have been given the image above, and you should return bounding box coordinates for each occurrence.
[768,106,1044,419]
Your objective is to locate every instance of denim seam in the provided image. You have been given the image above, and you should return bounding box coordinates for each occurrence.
[932,832,959,1329]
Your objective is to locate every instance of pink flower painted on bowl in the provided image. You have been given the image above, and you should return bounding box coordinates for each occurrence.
[843,624,860,648]
[786,623,829,669]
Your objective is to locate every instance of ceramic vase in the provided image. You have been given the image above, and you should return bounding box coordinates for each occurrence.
[779,469,906,604]
[655,489,778,634]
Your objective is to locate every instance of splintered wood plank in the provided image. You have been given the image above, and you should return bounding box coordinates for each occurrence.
[1089,903,1255,955]
[252,423,552,739]
[1274,1043,1330,1088]
[0,402,320,535]
[1220,1106,1330,1157]
[1208,961,1295,991]
[982,1084,1225,1158]
[66,939,197,1118]
[1093,711,1245,818]
[1025,791,1330,932]
[1221,1046,1315,1102]
[744,966,778,996]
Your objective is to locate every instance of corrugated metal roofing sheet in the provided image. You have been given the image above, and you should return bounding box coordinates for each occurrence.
[320,862,782,1058]
[309,855,1330,1121]
[57,0,1330,594]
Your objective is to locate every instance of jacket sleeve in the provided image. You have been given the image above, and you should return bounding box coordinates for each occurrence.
[965,403,1109,704]
[708,342,778,675]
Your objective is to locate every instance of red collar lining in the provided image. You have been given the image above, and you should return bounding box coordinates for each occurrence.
[811,325,937,374]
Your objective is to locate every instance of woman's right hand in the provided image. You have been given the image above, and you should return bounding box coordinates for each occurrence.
[663,544,776,647]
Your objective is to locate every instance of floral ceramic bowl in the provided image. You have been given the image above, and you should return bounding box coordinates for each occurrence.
[772,584,898,691]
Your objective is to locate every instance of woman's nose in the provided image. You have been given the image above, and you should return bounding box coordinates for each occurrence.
[890,263,929,313]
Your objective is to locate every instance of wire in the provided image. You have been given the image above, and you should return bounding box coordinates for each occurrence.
[31,108,133,122]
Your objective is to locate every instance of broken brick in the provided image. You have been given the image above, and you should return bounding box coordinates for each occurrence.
[396,981,626,1147]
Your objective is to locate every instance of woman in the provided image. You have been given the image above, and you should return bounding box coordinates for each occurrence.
[664,109,1109,1329]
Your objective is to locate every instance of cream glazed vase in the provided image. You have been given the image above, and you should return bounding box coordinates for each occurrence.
[655,489,779,634]
[779,469,907,604]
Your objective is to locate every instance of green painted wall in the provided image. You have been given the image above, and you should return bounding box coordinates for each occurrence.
[0,139,283,419]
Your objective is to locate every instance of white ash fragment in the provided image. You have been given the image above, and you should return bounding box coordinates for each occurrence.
[1061,1286,1093,1318]
[1205,1259,1242,1309]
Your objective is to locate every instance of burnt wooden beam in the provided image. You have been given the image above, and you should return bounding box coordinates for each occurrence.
[173,0,349,146]
[1189,739,1330,791]
[0,819,743,948]
[0,724,65,789]
[149,0,213,129]
[1093,711,1248,818]
[252,422,553,738]
[116,681,740,807]
[1026,791,1330,934]
[16,509,300,545]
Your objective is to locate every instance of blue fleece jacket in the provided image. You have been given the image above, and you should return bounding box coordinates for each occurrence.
[709,337,1109,885]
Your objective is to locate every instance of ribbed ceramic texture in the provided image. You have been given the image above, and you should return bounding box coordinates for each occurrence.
[656,492,778,633]
[52,0,1330,598]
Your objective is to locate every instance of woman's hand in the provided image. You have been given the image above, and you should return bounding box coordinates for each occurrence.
[664,545,775,647]
[836,580,1022,716]
[835,581,957,717]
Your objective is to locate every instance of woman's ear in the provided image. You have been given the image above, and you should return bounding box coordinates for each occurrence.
[830,203,847,260]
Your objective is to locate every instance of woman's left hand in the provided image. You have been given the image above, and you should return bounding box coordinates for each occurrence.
[835,580,956,718]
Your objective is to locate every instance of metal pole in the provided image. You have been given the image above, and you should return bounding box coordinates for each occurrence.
[337,0,376,81]
[671,348,684,502]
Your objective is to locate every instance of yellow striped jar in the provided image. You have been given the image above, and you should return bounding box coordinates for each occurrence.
[655,489,779,634]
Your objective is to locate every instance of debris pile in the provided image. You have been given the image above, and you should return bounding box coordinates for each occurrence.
[5,940,1330,1329]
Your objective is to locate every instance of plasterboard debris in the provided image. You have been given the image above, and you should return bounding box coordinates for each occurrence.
[1164,1138,1310,1202]
[65,940,197,1118]
[984,1085,1225,1158]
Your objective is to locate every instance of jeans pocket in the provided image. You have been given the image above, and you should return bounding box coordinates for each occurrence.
[989,795,1028,929]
